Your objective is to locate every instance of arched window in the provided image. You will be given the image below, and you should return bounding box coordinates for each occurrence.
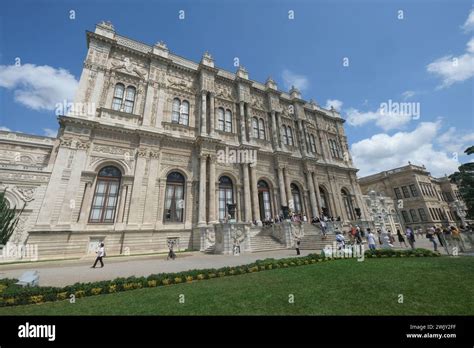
[217,108,225,131]
[258,118,265,139]
[252,117,259,138]
[291,183,302,213]
[171,98,190,126]
[329,139,342,159]
[258,180,272,221]
[164,172,185,223]
[281,125,288,144]
[225,109,232,132]
[319,186,330,216]
[89,166,122,223]
[341,188,355,220]
[180,100,189,126]
[218,176,233,221]
[172,98,181,123]
[287,126,294,146]
[123,86,136,113]
[112,83,125,111]
[309,134,317,153]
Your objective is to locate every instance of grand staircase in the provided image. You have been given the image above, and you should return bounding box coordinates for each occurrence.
[299,223,336,250]
[249,225,288,252]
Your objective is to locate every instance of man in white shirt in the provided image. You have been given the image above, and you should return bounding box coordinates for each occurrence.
[91,242,105,268]
[367,229,376,251]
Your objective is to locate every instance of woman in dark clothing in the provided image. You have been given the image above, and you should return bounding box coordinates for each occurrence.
[396,229,408,248]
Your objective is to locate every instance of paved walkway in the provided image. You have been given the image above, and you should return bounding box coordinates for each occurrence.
[0,236,452,288]
[0,249,316,287]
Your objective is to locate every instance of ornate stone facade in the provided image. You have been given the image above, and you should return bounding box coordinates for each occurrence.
[0,21,370,259]
[359,163,468,232]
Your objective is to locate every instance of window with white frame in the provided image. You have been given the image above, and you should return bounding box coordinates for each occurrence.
[171,98,189,126]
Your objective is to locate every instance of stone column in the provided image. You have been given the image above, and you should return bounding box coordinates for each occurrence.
[36,144,71,226]
[278,166,287,206]
[200,92,207,135]
[198,155,207,226]
[306,171,318,219]
[57,146,89,226]
[312,172,323,215]
[208,155,217,223]
[284,168,293,211]
[142,83,155,126]
[250,164,260,223]
[297,120,307,156]
[239,101,246,143]
[142,152,161,226]
[154,87,166,128]
[128,151,147,225]
[209,92,215,137]
[242,164,252,222]
[78,180,94,224]
[270,111,280,150]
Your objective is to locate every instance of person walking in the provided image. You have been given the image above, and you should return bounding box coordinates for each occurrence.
[426,227,438,252]
[406,226,415,249]
[367,229,376,251]
[167,240,176,260]
[295,236,301,255]
[396,229,408,248]
[91,242,105,268]
[335,231,345,250]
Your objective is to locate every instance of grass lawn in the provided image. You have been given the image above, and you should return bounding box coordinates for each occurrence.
[0,256,472,315]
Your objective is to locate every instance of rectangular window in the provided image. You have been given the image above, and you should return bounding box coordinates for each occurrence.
[394,188,402,200]
[409,209,419,222]
[401,186,410,198]
[418,208,428,221]
[409,184,418,197]
[401,210,410,223]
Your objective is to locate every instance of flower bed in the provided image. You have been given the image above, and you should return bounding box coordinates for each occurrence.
[0,249,439,307]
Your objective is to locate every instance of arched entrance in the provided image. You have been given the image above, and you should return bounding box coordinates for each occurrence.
[218,175,234,221]
[291,183,302,214]
[258,180,272,221]
[341,188,355,221]
[319,186,331,217]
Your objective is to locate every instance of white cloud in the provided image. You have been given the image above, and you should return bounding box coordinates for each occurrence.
[401,90,415,100]
[437,126,474,154]
[0,126,11,131]
[462,8,474,32]
[43,128,57,137]
[352,122,461,177]
[427,38,474,88]
[281,69,309,91]
[325,99,343,112]
[345,106,413,131]
[0,64,78,111]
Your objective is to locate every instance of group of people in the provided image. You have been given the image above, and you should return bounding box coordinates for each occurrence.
[404,224,466,252]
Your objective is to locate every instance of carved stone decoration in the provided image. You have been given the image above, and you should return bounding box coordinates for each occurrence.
[167,77,195,93]
[111,56,147,78]
[60,138,73,148]
[76,140,91,150]
[14,186,36,202]
[149,150,160,159]
[136,147,149,158]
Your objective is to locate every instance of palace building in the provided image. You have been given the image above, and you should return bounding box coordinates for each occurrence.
[359,163,468,232]
[0,21,370,259]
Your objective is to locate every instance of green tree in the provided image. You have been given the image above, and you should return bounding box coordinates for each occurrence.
[449,146,474,219]
[0,190,25,245]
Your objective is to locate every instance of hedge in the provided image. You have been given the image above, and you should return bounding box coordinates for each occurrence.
[0,248,440,307]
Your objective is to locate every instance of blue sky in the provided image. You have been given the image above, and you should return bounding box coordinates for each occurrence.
[0,0,473,177]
